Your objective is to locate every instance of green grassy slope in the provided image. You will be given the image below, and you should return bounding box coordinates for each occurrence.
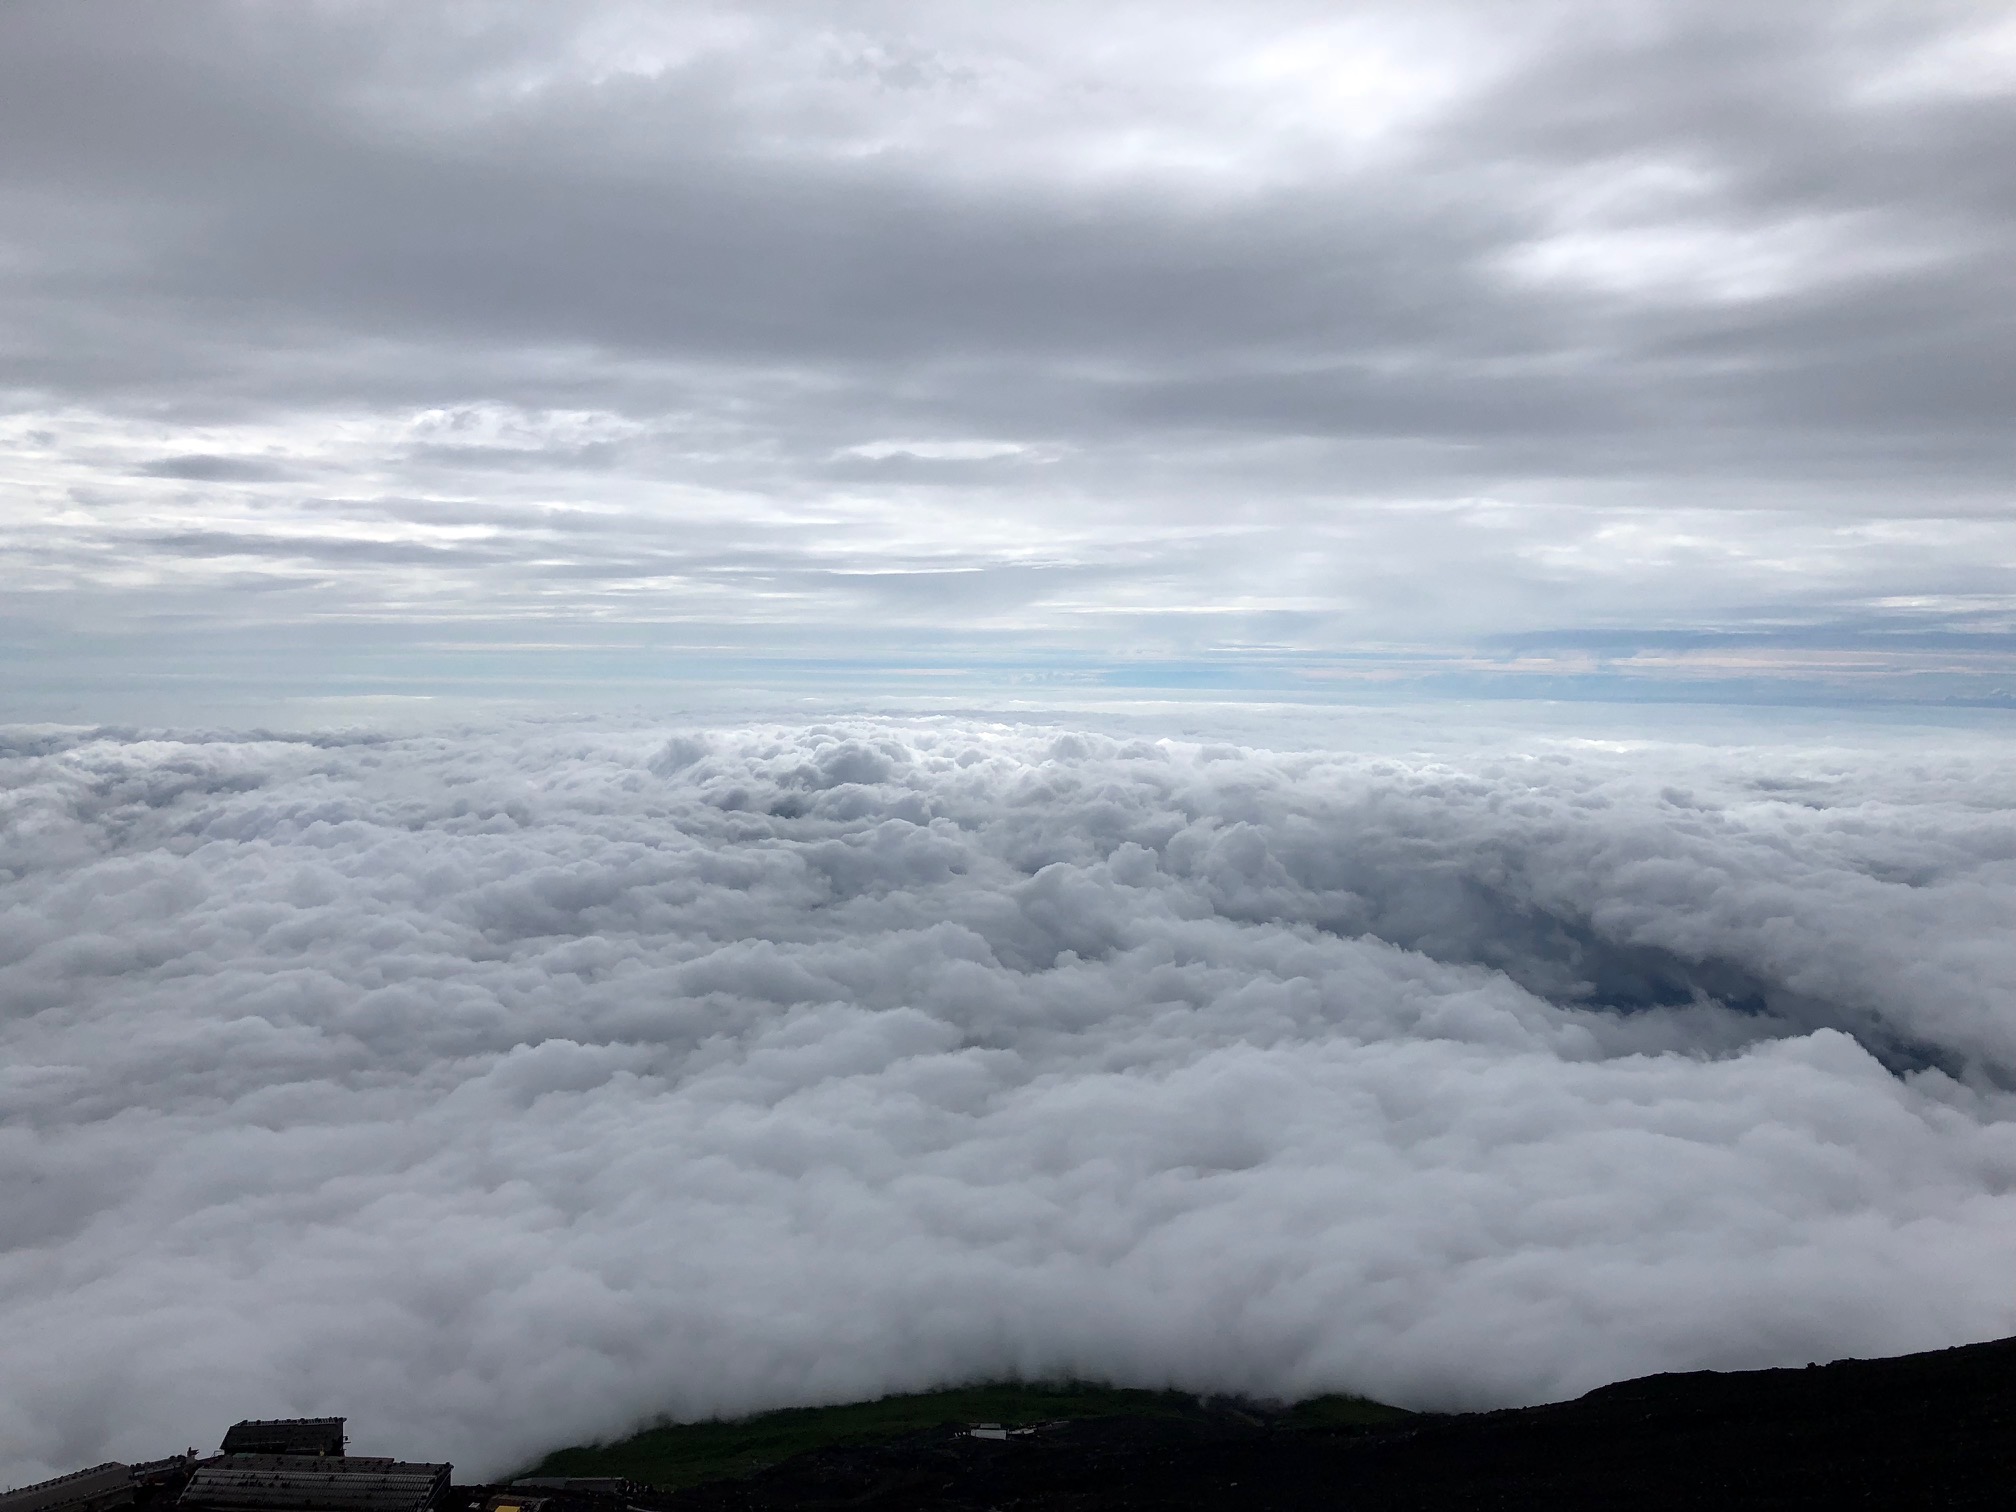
[521,1383,1412,1490]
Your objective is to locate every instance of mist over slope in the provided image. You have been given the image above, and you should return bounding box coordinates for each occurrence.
[3,713,2014,1485]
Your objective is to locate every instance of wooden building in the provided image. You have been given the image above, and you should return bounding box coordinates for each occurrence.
[216,1425,346,1460]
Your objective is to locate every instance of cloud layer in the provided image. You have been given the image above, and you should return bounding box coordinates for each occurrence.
[4,713,2014,1485]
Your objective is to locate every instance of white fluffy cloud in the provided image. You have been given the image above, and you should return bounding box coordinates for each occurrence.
[3,714,2015,1484]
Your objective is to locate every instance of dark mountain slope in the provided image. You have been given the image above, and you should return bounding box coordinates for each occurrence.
[625,1336,2016,1511]
[519,1385,1404,1490]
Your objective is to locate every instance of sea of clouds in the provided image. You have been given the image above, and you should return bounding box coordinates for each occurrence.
[3,711,2015,1484]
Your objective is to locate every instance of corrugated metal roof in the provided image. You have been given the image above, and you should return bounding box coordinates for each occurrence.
[179,1458,447,1512]
[0,1465,132,1512]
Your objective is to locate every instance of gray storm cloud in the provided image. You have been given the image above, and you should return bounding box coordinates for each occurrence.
[1,0,2013,709]
[3,715,2014,1485]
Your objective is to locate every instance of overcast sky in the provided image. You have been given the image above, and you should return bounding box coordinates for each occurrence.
[3,1,2014,714]
[6,10,2016,1477]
